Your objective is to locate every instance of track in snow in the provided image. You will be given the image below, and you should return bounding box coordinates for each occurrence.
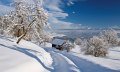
[44,48,119,72]
[49,51,80,72]
[61,52,120,72]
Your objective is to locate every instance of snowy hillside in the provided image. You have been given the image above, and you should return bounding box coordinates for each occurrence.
[0,0,120,72]
[0,36,53,72]
[44,46,120,72]
[0,36,120,72]
[70,47,120,71]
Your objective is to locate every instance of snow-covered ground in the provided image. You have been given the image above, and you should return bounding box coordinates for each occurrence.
[0,36,53,72]
[44,44,120,72]
[69,46,120,72]
[0,36,120,72]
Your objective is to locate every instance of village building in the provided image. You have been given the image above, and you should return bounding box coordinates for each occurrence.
[51,38,67,50]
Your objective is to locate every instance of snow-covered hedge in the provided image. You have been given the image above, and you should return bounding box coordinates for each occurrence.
[63,41,74,52]
[74,37,82,45]
[100,29,118,46]
[82,36,108,57]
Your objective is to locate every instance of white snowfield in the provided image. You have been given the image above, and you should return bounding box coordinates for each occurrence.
[0,36,120,72]
[69,45,120,71]
[0,36,53,72]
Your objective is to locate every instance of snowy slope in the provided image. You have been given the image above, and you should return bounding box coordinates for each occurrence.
[44,48,81,72]
[0,36,53,72]
[69,46,120,71]
[1,35,120,72]
[44,46,120,72]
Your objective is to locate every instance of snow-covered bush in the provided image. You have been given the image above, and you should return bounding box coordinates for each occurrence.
[117,38,120,46]
[63,40,74,52]
[0,16,4,34]
[81,39,88,52]
[74,37,82,45]
[82,36,108,57]
[37,33,53,45]
[100,29,118,46]
[0,15,12,35]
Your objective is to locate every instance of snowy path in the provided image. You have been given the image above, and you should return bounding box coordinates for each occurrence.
[61,52,119,72]
[47,50,80,72]
[44,48,120,72]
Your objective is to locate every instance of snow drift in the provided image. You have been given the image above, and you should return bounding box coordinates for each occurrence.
[0,36,53,72]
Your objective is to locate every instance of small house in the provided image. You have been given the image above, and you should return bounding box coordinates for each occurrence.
[51,38,67,50]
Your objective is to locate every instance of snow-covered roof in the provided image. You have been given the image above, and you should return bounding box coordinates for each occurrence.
[52,39,65,45]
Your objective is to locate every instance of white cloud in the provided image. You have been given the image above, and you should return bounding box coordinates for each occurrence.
[67,0,87,6]
[49,12,68,19]
[48,12,85,29]
[43,0,83,29]
[0,5,14,15]
[67,1,74,6]
[43,0,63,12]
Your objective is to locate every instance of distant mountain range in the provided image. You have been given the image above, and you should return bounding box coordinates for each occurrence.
[55,27,120,31]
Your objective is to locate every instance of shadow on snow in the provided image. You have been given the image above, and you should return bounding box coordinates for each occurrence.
[0,44,52,71]
[61,52,120,72]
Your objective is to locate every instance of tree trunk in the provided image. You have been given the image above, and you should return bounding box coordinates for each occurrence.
[16,19,36,44]
[16,31,27,44]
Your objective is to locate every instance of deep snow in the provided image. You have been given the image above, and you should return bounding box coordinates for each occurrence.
[44,43,120,72]
[45,48,80,72]
[0,36,53,72]
[0,36,120,72]
[70,46,120,71]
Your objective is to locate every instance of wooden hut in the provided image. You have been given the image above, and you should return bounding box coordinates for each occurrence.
[52,38,66,50]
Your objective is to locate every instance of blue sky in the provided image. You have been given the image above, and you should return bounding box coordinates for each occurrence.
[0,0,12,5]
[62,0,120,28]
[0,0,120,29]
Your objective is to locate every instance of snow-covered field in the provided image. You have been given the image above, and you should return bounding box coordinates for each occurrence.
[44,46,120,72]
[70,47,120,71]
[0,36,53,72]
[0,36,120,72]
